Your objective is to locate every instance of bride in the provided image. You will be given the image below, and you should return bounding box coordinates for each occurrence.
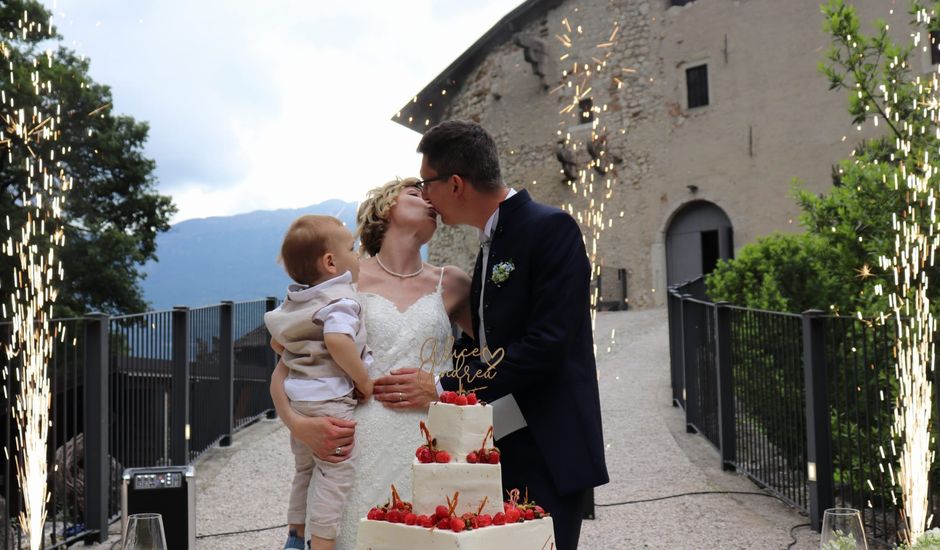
[269,177,472,549]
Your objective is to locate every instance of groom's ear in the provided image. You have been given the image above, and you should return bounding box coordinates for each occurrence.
[452,174,467,197]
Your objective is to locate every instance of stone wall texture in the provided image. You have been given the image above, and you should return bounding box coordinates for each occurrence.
[420,0,914,308]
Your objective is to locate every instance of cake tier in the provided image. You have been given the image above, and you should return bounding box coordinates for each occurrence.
[355,517,555,550]
[412,462,503,517]
[427,403,492,461]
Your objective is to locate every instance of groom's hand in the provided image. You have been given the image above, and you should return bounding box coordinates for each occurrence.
[374,368,438,410]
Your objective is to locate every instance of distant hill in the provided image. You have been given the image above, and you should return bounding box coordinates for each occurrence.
[140,200,359,310]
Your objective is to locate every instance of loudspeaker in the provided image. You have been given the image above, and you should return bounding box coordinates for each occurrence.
[122,466,196,549]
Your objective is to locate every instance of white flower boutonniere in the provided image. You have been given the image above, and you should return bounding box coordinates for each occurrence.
[490,260,515,286]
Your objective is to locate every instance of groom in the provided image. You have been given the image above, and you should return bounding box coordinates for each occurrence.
[415,120,608,550]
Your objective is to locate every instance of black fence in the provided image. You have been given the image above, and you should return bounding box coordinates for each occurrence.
[668,278,940,546]
[0,297,277,547]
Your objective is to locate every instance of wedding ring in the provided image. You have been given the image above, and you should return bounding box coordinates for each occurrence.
[398,392,403,402]
[334,446,342,457]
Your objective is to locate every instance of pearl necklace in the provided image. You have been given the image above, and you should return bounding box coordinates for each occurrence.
[375,255,424,279]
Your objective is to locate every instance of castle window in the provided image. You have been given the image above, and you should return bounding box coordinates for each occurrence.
[931,30,940,65]
[686,65,709,108]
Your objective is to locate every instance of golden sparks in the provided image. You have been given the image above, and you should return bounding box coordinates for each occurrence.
[0,11,71,550]
[867,7,940,544]
[855,263,874,280]
[551,13,627,343]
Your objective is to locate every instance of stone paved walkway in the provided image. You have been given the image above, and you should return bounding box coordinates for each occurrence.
[88,308,819,549]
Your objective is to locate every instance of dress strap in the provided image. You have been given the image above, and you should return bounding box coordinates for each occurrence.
[436,266,446,293]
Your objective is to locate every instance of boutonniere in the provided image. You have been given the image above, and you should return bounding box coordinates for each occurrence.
[490,260,515,286]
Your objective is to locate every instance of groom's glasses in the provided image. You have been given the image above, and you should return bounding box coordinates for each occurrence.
[414,173,455,192]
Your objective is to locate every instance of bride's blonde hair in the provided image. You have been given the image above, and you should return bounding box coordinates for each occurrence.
[355,177,420,257]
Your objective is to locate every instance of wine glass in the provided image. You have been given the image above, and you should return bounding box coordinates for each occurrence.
[820,508,868,550]
[121,513,168,550]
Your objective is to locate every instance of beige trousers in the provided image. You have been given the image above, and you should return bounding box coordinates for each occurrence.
[287,395,357,540]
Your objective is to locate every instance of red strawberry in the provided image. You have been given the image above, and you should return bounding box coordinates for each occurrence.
[437,517,451,530]
[441,391,456,404]
[450,517,465,532]
[506,508,522,523]
[373,509,386,521]
[492,512,506,526]
[417,447,434,463]
[467,451,479,463]
[435,505,449,518]
[487,450,500,464]
[367,508,377,520]
[478,514,492,527]
[404,513,417,525]
[419,515,434,528]
[524,509,535,520]
[466,392,478,405]
[534,505,545,515]
[435,450,451,463]
[455,394,469,406]
[387,509,402,523]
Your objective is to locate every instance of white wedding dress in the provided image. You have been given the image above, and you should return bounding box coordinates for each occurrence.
[334,271,453,549]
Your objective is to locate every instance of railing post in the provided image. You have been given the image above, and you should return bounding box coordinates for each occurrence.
[264,297,278,417]
[171,306,191,465]
[219,302,235,447]
[681,294,700,433]
[83,312,109,543]
[619,268,628,311]
[714,302,735,471]
[802,309,833,531]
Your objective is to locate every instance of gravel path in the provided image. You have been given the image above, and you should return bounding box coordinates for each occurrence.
[88,308,819,549]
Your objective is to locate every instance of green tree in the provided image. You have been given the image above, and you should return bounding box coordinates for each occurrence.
[0,0,175,317]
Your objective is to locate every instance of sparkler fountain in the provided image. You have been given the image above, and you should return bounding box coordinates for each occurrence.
[827,1,940,543]
[0,8,72,549]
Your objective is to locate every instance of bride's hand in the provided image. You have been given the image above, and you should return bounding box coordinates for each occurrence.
[373,368,438,410]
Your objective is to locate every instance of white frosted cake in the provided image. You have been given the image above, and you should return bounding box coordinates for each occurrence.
[356,393,555,549]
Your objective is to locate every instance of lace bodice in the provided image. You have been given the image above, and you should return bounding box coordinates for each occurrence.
[334,277,453,549]
[359,291,454,377]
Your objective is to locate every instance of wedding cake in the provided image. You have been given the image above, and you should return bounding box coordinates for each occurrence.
[355,391,555,550]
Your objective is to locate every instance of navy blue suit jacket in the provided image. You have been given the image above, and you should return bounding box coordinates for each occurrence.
[441,189,609,495]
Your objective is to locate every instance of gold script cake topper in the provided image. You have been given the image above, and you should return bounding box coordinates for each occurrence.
[418,336,505,391]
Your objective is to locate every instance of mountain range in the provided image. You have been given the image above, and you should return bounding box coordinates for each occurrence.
[140,200,359,310]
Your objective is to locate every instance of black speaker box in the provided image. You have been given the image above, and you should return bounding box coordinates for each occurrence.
[122,466,196,550]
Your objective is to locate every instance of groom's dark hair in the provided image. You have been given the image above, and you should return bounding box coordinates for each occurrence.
[417,120,503,192]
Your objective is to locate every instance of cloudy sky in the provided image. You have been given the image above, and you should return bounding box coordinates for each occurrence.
[49,0,519,223]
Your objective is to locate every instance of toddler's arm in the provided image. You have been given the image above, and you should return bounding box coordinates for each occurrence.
[324,333,373,400]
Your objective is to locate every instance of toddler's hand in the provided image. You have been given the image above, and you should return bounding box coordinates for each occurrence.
[270,337,285,355]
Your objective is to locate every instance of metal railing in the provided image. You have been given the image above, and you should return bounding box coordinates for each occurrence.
[0,297,278,546]
[668,277,940,545]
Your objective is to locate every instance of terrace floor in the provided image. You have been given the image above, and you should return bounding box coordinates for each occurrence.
[86,308,819,549]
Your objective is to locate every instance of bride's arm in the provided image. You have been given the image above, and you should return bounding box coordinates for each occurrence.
[270,359,357,462]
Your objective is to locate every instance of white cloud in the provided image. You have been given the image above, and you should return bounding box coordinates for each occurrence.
[48,0,521,222]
